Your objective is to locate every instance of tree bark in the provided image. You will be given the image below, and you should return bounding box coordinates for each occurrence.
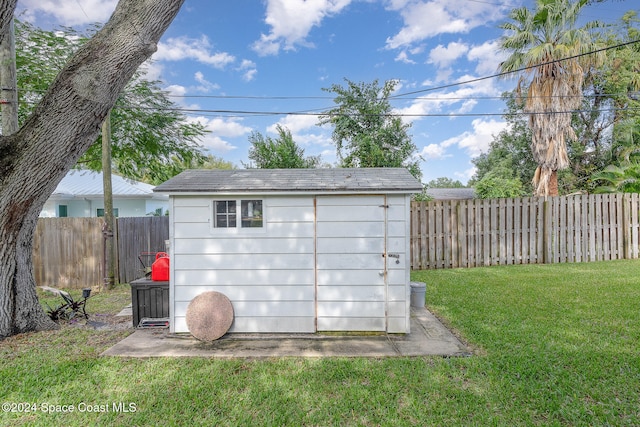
[0,0,185,339]
[0,1,17,47]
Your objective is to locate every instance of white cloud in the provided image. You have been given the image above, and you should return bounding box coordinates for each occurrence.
[139,61,164,82]
[395,45,425,63]
[395,51,416,64]
[428,41,469,68]
[385,0,468,49]
[467,40,505,76]
[164,84,187,97]
[206,117,253,138]
[385,0,509,50]
[237,60,258,82]
[418,143,446,159]
[19,0,117,26]
[155,36,235,69]
[194,71,220,92]
[267,114,320,134]
[395,74,501,123]
[188,117,252,152]
[458,166,477,182]
[242,69,258,82]
[441,118,507,157]
[252,0,352,56]
[163,84,198,109]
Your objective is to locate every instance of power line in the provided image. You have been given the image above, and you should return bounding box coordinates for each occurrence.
[15,38,640,120]
[113,104,638,119]
[388,38,640,99]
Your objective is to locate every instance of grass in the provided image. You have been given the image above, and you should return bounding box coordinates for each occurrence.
[1,260,639,426]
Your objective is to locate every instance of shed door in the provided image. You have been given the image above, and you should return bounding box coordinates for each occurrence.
[316,195,387,331]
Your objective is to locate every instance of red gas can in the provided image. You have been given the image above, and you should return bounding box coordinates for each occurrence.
[151,252,169,281]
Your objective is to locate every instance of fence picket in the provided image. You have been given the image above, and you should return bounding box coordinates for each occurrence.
[410,194,640,269]
[34,216,169,289]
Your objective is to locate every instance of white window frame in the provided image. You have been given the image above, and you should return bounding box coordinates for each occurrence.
[211,198,266,234]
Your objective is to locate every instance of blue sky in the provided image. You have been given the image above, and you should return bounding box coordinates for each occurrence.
[17,0,633,184]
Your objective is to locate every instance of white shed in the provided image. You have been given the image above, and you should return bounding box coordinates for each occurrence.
[153,168,422,334]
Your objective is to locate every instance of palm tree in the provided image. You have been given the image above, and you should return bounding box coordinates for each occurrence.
[498,0,604,196]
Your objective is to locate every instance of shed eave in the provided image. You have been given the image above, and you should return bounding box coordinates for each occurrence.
[156,189,420,197]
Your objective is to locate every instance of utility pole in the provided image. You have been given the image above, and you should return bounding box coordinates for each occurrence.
[0,18,18,135]
[102,110,116,290]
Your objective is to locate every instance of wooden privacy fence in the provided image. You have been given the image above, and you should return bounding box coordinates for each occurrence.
[33,216,169,289]
[33,194,640,287]
[410,193,640,270]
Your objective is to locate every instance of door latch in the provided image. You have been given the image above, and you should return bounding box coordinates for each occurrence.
[383,253,401,264]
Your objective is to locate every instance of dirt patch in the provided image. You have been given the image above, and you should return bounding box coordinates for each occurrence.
[60,312,133,331]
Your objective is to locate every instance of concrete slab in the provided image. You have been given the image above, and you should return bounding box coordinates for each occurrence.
[101,307,471,358]
[115,305,132,317]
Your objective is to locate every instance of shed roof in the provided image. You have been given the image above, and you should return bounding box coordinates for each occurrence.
[426,188,476,200]
[154,168,422,194]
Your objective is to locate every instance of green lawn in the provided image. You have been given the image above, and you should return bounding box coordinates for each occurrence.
[2,260,639,426]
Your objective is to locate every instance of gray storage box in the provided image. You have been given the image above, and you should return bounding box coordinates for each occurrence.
[130,278,169,327]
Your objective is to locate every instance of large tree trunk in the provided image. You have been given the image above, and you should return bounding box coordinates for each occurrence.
[0,0,185,339]
[532,166,560,197]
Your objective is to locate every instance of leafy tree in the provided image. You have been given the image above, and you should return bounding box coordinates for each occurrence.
[318,78,421,179]
[15,19,206,184]
[474,166,526,199]
[246,125,320,168]
[590,11,640,166]
[0,0,185,338]
[425,177,465,188]
[191,154,236,170]
[498,0,604,196]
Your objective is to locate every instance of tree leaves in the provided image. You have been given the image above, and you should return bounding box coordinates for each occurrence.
[318,78,421,180]
[246,124,320,169]
[15,20,206,184]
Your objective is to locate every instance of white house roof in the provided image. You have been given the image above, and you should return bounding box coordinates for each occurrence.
[154,168,423,194]
[51,170,162,199]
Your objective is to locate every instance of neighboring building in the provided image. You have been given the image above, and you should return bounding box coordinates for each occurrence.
[426,188,476,200]
[40,170,168,218]
[154,168,422,334]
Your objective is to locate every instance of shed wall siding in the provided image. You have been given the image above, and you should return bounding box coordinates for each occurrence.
[171,195,316,333]
[386,194,412,333]
[170,193,412,334]
[316,195,387,331]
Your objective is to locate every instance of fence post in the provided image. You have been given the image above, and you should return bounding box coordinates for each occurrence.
[456,202,464,268]
[543,198,552,264]
[623,194,631,259]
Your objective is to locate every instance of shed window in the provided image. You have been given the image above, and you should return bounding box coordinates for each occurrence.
[213,199,263,229]
[214,200,236,228]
